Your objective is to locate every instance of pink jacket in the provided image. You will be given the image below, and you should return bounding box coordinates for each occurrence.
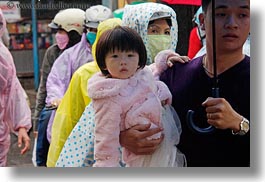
[88,67,172,167]
[0,43,31,166]
[0,9,31,166]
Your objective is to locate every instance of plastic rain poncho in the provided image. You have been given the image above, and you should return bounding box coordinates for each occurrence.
[45,33,94,142]
[0,9,31,166]
[46,33,93,105]
[122,2,178,65]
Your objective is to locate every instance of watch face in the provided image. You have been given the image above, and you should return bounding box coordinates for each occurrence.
[239,119,250,135]
[242,120,250,132]
[232,118,250,135]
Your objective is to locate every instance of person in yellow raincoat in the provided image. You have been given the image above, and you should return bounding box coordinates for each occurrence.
[47,18,122,167]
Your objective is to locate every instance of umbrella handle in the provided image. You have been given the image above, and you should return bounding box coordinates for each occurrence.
[186,88,219,134]
[186,0,219,135]
[186,110,215,134]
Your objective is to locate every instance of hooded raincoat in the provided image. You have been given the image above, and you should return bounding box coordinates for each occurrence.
[46,33,93,105]
[47,18,122,167]
[33,44,61,132]
[45,33,94,142]
[122,2,178,65]
[0,9,31,166]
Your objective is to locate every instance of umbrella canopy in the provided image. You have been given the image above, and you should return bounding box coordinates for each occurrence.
[161,0,201,6]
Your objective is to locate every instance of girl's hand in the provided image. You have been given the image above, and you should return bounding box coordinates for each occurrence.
[167,54,190,66]
[120,123,164,155]
[18,127,31,155]
[155,49,190,66]
[153,50,190,78]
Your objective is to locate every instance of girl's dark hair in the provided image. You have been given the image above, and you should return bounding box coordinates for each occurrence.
[65,30,82,49]
[96,26,147,76]
[202,0,211,13]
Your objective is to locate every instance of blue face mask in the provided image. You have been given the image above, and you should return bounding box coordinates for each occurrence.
[86,32,96,45]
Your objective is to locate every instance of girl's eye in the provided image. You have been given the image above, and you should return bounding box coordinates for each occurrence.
[112,55,118,58]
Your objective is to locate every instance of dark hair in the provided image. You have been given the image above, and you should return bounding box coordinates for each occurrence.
[65,30,82,49]
[96,26,147,76]
[202,0,211,13]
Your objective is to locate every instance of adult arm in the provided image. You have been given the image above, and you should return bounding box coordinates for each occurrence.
[8,77,32,155]
[46,52,71,105]
[119,124,163,155]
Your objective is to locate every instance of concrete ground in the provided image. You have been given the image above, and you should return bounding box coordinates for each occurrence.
[7,87,37,167]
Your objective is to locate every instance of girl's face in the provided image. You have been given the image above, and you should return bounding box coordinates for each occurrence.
[147,18,170,35]
[104,50,139,79]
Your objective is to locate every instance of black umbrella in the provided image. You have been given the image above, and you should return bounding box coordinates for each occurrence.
[186,0,219,134]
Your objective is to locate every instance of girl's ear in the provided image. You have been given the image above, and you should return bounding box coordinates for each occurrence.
[103,66,108,70]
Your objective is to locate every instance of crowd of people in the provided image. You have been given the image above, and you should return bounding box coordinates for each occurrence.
[0,0,250,167]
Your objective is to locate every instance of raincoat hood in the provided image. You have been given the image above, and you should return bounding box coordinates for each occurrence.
[0,9,7,38]
[91,18,122,60]
[122,2,178,64]
[0,8,14,90]
[0,50,13,92]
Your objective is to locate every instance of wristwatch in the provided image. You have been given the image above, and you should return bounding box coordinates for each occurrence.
[232,117,250,136]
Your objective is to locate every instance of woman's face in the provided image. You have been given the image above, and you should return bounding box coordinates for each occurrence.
[147,18,170,35]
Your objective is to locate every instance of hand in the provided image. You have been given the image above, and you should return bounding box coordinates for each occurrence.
[120,124,164,155]
[33,131,38,138]
[18,127,31,155]
[167,54,190,66]
[202,97,242,131]
[153,50,190,78]
[51,98,62,107]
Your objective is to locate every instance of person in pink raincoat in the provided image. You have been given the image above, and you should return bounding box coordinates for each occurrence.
[0,9,31,167]
[89,26,185,167]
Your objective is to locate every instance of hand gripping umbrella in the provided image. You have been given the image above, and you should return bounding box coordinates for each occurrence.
[187,0,219,134]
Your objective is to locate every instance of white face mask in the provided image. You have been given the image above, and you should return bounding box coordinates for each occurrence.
[147,34,171,62]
